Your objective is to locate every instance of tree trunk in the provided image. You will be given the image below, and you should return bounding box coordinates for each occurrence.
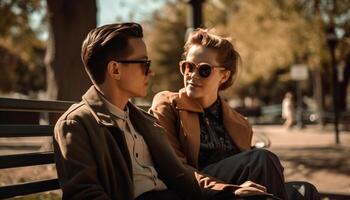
[42,0,96,151]
[45,0,97,101]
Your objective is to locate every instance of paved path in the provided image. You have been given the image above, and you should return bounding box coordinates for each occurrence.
[253,124,350,194]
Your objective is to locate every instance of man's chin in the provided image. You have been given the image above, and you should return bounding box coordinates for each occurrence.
[130,92,147,98]
[137,92,147,98]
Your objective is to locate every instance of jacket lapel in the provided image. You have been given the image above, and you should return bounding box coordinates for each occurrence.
[221,99,252,151]
[82,86,116,127]
[82,86,133,174]
[127,102,157,137]
[175,89,252,167]
[107,127,133,175]
[176,89,203,167]
[128,103,203,199]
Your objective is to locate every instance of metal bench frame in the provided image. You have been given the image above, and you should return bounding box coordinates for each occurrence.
[0,97,74,199]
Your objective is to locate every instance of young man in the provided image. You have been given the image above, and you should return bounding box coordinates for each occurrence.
[53,23,203,200]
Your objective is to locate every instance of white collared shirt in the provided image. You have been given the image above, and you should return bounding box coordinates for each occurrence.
[99,95,167,198]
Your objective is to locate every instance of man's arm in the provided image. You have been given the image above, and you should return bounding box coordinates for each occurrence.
[54,119,110,200]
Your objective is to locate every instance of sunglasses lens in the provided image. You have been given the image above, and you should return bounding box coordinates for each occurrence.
[181,61,195,75]
[143,61,151,75]
[198,64,212,78]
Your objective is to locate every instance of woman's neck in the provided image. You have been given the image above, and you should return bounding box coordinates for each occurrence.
[196,94,218,109]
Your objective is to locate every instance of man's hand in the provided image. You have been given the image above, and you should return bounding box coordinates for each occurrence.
[234,180,268,197]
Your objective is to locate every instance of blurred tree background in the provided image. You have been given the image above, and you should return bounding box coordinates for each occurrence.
[145,0,350,113]
[0,0,46,97]
[0,0,349,113]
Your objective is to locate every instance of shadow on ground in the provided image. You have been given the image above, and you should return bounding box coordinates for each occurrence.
[271,145,350,177]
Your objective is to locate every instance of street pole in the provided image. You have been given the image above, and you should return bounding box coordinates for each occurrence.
[186,0,204,28]
[327,25,340,145]
[296,81,304,129]
[185,0,204,40]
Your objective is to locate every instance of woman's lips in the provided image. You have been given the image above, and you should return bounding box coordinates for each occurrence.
[187,82,201,87]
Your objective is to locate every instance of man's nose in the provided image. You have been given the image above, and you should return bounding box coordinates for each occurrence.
[148,68,155,76]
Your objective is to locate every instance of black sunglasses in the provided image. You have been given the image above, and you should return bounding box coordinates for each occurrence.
[179,60,226,78]
[116,60,151,75]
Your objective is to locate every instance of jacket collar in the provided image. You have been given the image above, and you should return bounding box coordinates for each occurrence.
[82,86,117,127]
[177,88,228,114]
[176,88,204,113]
[82,86,157,127]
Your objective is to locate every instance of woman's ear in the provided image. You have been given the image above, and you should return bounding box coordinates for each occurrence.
[220,70,231,85]
[107,61,121,80]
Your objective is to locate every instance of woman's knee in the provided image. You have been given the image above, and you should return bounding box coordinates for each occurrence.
[248,149,283,168]
[249,148,278,160]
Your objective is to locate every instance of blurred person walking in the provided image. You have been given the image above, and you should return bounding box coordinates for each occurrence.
[282,92,295,129]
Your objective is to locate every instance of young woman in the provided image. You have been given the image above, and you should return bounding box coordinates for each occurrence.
[150,29,319,200]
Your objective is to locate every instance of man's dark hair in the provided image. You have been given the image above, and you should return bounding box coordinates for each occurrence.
[81,22,143,84]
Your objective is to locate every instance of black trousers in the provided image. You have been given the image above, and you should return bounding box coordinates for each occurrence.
[202,148,288,200]
[202,148,320,200]
[136,149,320,200]
[135,189,280,200]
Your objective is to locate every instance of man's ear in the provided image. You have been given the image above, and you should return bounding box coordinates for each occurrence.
[220,70,231,84]
[107,61,121,80]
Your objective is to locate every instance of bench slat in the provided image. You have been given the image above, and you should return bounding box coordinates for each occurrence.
[0,98,74,112]
[0,125,54,137]
[0,179,60,199]
[0,152,54,169]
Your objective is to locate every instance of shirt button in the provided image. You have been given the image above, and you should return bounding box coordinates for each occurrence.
[135,153,138,157]
[134,134,137,139]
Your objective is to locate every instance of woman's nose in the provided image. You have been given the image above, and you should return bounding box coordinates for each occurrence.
[189,68,200,78]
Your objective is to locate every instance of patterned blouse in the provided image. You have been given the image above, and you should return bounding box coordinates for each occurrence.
[198,99,241,170]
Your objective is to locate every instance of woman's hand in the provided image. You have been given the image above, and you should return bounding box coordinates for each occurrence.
[234,180,268,197]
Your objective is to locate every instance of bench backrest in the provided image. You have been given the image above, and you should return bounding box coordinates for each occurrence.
[0,97,74,199]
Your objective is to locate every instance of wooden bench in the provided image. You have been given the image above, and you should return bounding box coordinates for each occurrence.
[0,97,74,199]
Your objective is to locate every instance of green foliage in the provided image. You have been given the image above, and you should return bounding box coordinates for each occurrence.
[144,0,349,105]
[205,0,323,84]
[0,0,45,63]
[143,0,188,101]
[0,0,46,95]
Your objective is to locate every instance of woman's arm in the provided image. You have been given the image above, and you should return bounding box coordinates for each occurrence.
[149,92,240,195]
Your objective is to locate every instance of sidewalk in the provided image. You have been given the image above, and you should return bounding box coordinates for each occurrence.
[253,124,350,194]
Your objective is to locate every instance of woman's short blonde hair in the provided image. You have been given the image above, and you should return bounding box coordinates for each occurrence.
[183,28,241,90]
